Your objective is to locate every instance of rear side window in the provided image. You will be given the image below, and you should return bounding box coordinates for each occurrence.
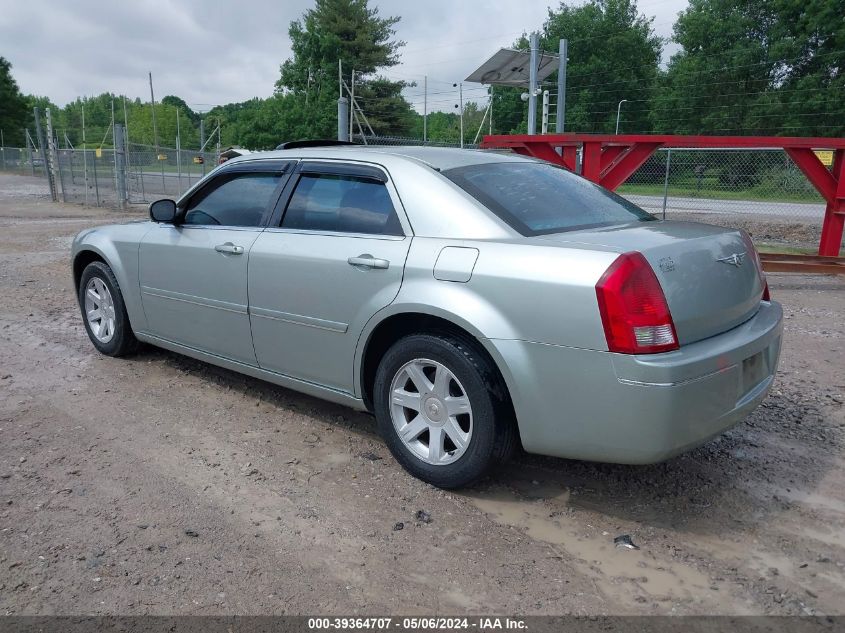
[443,162,655,236]
[183,172,282,227]
[282,173,403,236]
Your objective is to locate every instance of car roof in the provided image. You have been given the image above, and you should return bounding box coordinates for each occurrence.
[223,145,535,172]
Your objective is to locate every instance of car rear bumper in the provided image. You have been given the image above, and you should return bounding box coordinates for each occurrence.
[487,300,783,464]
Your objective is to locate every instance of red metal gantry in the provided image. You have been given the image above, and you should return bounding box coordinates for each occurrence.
[481,134,845,258]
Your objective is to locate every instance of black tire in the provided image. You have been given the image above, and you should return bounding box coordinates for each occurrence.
[373,333,517,489]
[78,261,139,357]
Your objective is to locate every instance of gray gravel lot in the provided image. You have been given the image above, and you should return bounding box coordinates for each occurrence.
[0,173,843,616]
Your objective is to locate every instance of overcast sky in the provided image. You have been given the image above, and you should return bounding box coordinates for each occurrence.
[0,0,688,113]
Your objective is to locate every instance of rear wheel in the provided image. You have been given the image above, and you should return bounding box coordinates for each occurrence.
[78,261,138,357]
[374,334,516,488]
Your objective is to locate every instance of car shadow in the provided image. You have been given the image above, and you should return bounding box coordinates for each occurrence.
[125,345,840,541]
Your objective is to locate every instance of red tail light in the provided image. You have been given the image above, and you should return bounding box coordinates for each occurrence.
[595,252,679,354]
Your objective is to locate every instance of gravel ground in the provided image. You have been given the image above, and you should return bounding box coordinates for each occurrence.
[0,173,843,616]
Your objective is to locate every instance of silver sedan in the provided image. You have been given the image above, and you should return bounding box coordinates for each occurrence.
[71,146,783,488]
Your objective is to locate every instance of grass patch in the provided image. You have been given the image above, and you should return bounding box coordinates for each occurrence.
[618,180,823,204]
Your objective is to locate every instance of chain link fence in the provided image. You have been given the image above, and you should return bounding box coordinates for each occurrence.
[0,133,836,248]
[618,148,825,223]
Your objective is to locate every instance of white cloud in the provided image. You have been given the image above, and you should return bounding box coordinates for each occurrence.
[0,0,687,112]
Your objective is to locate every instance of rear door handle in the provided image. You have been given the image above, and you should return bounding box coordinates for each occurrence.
[348,254,389,269]
[215,242,244,255]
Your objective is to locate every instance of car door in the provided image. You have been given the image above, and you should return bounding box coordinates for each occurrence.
[249,160,412,392]
[138,162,292,365]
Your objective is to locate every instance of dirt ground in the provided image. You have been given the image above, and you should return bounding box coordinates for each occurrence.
[0,172,843,616]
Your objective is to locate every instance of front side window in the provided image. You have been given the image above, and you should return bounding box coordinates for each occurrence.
[183,172,282,227]
[443,161,655,236]
[281,173,403,236]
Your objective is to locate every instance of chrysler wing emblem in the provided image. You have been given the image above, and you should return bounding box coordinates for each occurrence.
[717,252,746,267]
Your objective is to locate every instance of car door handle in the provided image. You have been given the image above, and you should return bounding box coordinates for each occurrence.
[214,242,244,255]
[348,254,389,269]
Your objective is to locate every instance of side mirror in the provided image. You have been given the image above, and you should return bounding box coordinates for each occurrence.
[149,199,177,223]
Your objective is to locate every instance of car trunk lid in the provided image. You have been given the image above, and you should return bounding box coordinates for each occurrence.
[533,221,764,345]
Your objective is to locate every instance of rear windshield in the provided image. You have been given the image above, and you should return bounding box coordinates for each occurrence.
[443,161,655,236]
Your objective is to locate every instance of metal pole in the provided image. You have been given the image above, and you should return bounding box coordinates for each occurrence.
[661,148,672,220]
[349,69,355,140]
[92,142,100,207]
[176,109,182,194]
[199,118,206,177]
[149,72,164,190]
[111,99,118,198]
[33,108,54,200]
[556,39,567,133]
[337,97,349,141]
[459,82,464,149]
[489,89,493,135]
[1,129,5,171]
[25,130,35,176]
[528,32,539,135]
[423,75,427,143]
[45,108,63,202]
[82,105,89,206]
[541,90,550,134]
[615,99,627,135]
[114,123,127,208]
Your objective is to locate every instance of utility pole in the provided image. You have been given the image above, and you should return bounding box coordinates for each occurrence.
[149,72,159,153]
[32,107,50,183]
[455,83,464,149]
[423,75,428,143]
[176,108,182,193]
[149,72,164,189]
[527,32,539,135]
[337,60,349,142]
[556,39,567,133]
[45,108,62,202]
[349,69,356,140]
[82,104,89,206]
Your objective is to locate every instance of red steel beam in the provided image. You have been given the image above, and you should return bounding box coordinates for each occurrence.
[599,142,663,191]
[484,133,845,150]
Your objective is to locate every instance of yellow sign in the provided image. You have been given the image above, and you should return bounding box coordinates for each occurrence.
[157,154,167,161]
[814,150,833,166]
[192,156,204,164]
[95,148,102,158]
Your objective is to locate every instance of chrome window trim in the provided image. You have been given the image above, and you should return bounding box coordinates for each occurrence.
[261,226,407,242]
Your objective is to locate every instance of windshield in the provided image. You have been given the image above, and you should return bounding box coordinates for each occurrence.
[443,161,655,236]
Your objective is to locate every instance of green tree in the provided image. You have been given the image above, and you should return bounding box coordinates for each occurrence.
[162,95,201,127]
[652,0,845,136]
[491,0,661,135]
[275,0,413,139]
[0,57,29,146]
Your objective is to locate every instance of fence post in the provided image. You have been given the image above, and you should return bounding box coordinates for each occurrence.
[1,129,6,170]
[25,130,35,176]
[46,109,66,203]
[92,148,100,207]
[34,108,57,200]
[338,97,349,142]
[114,123,127,209]
[661,148,672,220]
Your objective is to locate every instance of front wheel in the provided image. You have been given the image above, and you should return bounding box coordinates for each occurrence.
[78,261,138,357]
[373,334,516,488]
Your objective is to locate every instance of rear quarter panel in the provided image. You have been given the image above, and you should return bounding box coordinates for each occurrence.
[394,236,618,347]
